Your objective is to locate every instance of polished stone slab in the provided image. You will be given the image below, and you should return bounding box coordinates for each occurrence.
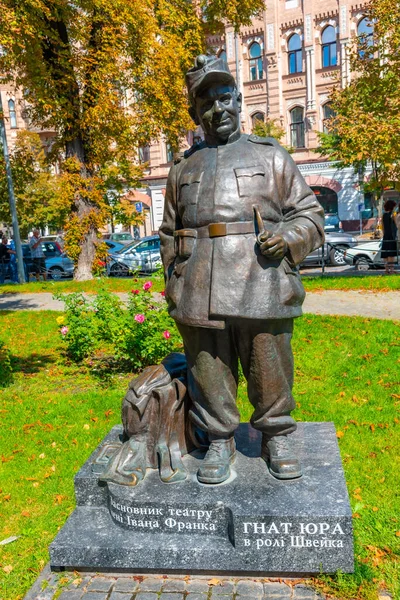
[50,422,354,575]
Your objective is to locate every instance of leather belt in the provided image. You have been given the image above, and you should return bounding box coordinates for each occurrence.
[197,221,255,239]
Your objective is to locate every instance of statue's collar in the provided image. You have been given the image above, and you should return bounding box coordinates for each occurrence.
[204,129,242,148]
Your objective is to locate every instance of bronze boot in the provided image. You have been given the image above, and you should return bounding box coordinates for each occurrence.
[262,434,302,480]
[197,436,236,484]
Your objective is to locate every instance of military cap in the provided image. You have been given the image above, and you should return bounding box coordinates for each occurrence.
[186,54,236,103]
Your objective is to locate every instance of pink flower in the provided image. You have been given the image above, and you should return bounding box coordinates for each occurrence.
[61,326,69,336]
[163,330,171,339]
[131,289,140,295]
[134,314,145,323]
[143,281,152,291]
[161,290,166,297]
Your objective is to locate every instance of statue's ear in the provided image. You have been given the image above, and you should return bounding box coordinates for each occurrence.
[237,92,242,113]
[188,106,200,126]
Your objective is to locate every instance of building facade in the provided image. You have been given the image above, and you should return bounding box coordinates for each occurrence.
[2,1,384,235]
[143,0,378,232]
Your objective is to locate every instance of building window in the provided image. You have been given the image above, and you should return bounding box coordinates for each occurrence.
[218,50,227,61]
[252,112,265,128]
[8,99,17,128]
[321,26,337,68]
[249,42,263,81]
[357,17,374,57]
[288,34,302,74]
[290,106,305,148]
[166,143,174,163]
[322,103,336,133]
[138,145,150,164]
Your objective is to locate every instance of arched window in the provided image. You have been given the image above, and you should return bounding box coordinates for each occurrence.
[8,99,17,128]
[290,107,305,148]
[288,34,302,74]
[322,103,336,133]
[252,112,265,128]
[357,18,373,57]
[218,50,227,62]
[249,42,263,81]
[321,26,337,68]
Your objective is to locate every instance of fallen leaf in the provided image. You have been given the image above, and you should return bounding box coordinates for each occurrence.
[3,565,13,574]
[372,507,379,512]
[39,453,45,459]
[83,424,90,430]
[21,511,30,517]
[33,482,39,488]
[336,431,345,439]
[395,531,400,537]
[208,578,221,586]
[370,424,375,433]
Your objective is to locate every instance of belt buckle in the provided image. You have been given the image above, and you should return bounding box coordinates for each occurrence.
[208,223,227,238]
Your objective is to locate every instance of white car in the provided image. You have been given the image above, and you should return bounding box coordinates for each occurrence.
[108,235,161,276]
[343,241,383,271]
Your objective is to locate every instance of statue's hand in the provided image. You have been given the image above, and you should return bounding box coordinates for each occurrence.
[259,233,288,259]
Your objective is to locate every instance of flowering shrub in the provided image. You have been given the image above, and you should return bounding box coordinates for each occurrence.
[0,340,13,387]
[55,283,182,371]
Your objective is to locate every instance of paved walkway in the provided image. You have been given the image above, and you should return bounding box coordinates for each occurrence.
[25,567,325,600]
[1,290,400,320]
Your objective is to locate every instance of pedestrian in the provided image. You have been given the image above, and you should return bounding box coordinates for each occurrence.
[381,200,398,274]
[0,235,11,284]
[7,237,19,283]
[29,228,47,281]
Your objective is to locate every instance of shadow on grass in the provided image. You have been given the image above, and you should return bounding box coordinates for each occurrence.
[10,352,56,375]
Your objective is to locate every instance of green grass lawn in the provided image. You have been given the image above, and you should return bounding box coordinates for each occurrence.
[0,311,399,600]
[0,272,399,295]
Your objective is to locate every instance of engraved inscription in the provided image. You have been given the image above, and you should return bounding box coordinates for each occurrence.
[238,519,349,552]
[108,494,228,537]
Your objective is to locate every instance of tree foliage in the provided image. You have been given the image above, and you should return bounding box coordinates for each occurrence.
[0,0,264,279]
[252,117,293,153]
[317,0,400,195]
[0,130,64,236]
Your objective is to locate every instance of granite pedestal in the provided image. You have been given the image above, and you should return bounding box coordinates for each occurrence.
[50,422,353,575]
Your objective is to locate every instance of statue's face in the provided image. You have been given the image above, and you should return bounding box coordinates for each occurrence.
[194,83,241,143]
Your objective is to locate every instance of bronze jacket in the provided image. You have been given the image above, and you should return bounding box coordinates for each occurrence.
[160,134,324,329]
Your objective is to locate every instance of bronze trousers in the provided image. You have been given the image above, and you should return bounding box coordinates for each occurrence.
[177,318,297,439]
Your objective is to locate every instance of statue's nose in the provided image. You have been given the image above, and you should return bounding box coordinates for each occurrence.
[212,100,224,114]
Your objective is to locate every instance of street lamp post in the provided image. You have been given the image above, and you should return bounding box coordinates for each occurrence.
[0,93,26,283]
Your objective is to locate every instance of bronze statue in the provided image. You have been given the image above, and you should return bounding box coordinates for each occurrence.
[159,54,324,484]
[99,54,324,488]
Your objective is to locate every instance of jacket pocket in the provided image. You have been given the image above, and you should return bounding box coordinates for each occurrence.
[179,171,203,205]
[234,165,265,198]
[280,258,305,306]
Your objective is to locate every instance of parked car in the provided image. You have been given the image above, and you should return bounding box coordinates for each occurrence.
[302,214,358,266]
[22,241,74,280]
[108,235,161,276]
[343,240,385,270]
[323,213,343,232]
[109,232,135,244]
[104,240,125,254]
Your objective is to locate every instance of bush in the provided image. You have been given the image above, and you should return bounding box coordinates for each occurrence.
[0,340,13,387]
[54,281,182,371]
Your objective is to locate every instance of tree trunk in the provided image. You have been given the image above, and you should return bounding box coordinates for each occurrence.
[74,215,97,281]
[66,138,98,281]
